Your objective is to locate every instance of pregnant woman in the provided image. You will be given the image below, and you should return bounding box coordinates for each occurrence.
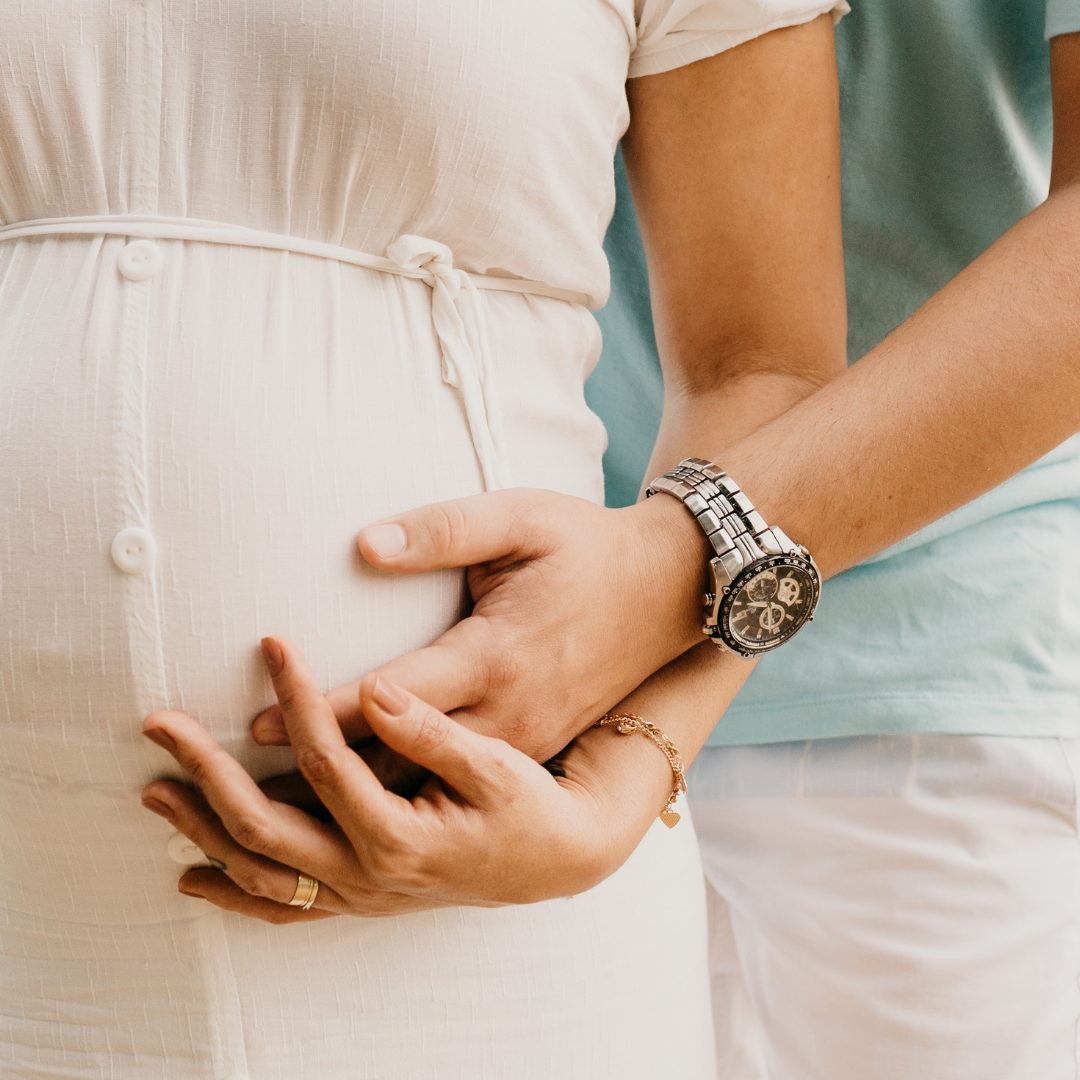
[0,3,846,1078]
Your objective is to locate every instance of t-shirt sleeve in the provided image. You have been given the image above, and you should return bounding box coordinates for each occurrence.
[1046,0,1080,39]
[630,0,850,79]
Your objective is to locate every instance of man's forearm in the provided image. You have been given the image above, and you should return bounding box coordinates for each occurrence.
[711,181,1080,578]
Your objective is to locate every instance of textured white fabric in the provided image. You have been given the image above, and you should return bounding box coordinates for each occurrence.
[0,0,846,1075]
[631,0,848,77]
[690,736,1080,1080]
[3,214,593,493]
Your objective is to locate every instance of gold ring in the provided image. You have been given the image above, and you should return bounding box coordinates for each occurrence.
[288,872,320,910]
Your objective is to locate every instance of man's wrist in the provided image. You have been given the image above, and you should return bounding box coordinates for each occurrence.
[632,490,714,654]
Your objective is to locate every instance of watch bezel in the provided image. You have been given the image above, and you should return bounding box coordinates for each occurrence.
[714,553,820,658]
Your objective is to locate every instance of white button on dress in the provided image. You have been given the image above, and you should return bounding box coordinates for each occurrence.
[110,527,157,575]
[117,239,162,281]
[167,833,208,866]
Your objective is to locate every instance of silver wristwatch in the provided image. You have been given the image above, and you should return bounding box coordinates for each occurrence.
[646,458,820,659]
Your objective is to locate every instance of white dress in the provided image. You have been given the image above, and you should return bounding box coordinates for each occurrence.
[0,2,838,1077]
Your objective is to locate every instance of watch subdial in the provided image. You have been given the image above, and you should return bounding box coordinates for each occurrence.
[723,559,818,652]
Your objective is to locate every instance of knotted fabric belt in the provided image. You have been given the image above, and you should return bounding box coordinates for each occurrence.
[0,214,590,490]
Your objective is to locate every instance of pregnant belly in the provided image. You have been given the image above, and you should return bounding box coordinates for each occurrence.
[0,242,717,1080]
[0,236,604,927]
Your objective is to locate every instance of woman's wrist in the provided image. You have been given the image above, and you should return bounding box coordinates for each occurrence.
[561,641,754,856]
[616,641,751,760]
[561,723,675,849]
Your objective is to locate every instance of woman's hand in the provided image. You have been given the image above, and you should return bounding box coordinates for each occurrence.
[141,635,672,924]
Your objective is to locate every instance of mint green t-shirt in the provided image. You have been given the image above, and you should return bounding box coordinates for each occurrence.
[586,0,1080,745]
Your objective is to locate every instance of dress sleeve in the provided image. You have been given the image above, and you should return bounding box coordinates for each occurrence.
[1046,0,1080,39]
[630,0,849,79]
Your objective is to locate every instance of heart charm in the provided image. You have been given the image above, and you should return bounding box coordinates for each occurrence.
[660,808,680,828]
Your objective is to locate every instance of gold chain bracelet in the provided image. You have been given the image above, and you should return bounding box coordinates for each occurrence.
[594,713,687,828]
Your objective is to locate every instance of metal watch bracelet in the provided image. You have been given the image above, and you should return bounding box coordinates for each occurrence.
[646,457,819,657]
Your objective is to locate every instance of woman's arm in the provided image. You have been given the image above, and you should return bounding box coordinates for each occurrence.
[624,13,846,474]
[252,15,848,763]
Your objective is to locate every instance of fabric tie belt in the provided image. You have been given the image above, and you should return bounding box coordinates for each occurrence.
[0,214,589,490]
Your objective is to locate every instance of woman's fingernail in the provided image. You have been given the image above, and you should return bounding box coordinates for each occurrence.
[144,728,177,754]
[363,523,407,559]
[371,675,409,716]
[261,637,284,677]
[179,885,207,899]
[141,795,176,821]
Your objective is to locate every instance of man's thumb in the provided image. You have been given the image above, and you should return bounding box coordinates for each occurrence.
[357,489,553,572]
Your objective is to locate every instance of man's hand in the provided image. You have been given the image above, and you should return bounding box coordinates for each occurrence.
[252,488,710,763]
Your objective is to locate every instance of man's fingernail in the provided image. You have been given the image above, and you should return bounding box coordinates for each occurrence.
[144,728,177,754]
[141,795,176,821]
[179,885,207,899]
[363,523,407,559]
[252,708,287,743]
[371,675,409,716]
[261,637,284,677]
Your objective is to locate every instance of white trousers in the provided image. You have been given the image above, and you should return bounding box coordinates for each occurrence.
[689,735,1080,1080]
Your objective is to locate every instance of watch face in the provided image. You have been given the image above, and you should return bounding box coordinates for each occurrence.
[720,556,819,654]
